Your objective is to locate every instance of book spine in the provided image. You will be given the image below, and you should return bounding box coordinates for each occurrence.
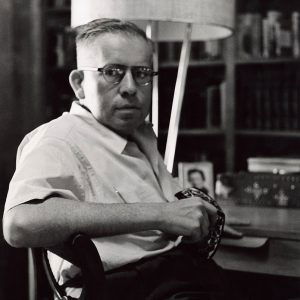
[206,85,221,128]
[278,19,293,57]
[263,71,272,130]
[206,86,213,128]
[271,71,281,130]
[205,40,221,60]
[237,14,253,59]
[243,74,254,129]
[64,27,76,69]
[262,18,270,58]
[55,32,65,68]
[292,72,300,129]
[282,87,290,130]
[251,14,262,58]
[292,12,300,58]
[274,21,282,57]
[54,0,66,7]
[254,78,263,129]
[167,42,176,62]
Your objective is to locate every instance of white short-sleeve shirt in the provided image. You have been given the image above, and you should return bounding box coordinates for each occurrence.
[5,101,182,292]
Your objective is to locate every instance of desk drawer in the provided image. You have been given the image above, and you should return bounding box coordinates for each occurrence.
[214,238,300,277]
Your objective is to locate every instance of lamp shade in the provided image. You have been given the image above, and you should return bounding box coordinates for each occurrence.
[71,0,235,40]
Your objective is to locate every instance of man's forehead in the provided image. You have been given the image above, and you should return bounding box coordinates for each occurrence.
[77,33,152,66]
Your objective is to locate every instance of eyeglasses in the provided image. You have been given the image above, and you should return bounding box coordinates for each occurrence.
[79,64,158,86]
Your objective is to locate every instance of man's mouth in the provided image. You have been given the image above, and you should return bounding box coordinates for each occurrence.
[116,105,140,111]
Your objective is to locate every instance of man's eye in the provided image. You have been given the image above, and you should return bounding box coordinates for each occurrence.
[135,69,151,79]
[105,68,122,77]
[136,71,147,79]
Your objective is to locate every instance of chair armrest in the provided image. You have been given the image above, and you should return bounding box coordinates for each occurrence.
[29,234,107,300]
[71,234,107,299]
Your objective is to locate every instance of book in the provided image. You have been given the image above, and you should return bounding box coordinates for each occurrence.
[262,70,272,130]
[291,73,300,130]
[206,85,221,128]
[292,12,300,58]
[55,32,65,67]
[262,11,282,58]
[279,18,293,57]
[237,13,262,59]
[204,40,222,60]
[247,157,300,173]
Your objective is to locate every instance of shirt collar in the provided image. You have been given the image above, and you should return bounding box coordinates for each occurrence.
[69,101,154,154]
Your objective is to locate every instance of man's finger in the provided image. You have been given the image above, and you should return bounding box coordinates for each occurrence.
[199,207,210,237]
[190,196,218,216]
[194,197,218,225]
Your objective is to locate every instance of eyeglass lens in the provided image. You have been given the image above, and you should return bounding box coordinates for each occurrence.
[102,65,154,85]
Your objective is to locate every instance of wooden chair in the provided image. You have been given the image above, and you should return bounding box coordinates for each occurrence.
[27,187,225,300]
[28,234,107,300]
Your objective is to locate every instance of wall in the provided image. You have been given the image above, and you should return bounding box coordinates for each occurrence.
[0,1,45,299]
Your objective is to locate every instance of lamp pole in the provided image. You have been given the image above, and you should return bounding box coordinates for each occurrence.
[146,21,159,137]
[164,23,192,173]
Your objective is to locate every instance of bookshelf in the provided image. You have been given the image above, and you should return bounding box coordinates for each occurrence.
[160,60,225,68]
[233,0,300,171]
[40,0,300,177]
[236,130,300,137]
[43,1,75,121]
[161,129,224,136]
[236,57,300,65]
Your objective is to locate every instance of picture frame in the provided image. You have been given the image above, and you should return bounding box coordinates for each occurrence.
[178,161,214,197]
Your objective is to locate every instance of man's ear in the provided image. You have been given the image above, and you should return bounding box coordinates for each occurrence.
[69,70,85,99]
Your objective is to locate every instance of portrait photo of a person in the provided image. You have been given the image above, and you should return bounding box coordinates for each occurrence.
[187,168,209,195]
[178,161,214,197]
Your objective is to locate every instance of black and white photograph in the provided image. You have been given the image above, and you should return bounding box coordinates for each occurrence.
[0,0,300,299]
[178,161,214,197]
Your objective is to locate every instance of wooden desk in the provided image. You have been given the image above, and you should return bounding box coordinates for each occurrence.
[214,201,300,278]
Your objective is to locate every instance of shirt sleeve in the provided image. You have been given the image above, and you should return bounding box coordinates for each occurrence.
[4,137,85,214]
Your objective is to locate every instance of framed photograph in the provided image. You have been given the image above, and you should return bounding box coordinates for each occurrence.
[178,161,214,197]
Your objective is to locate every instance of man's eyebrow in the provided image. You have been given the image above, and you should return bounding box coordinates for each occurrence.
[105,63,153,68]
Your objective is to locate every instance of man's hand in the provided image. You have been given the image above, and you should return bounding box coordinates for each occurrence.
[159,197,218,242]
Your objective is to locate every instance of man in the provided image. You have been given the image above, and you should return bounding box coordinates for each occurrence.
[3,19,228,299]
[187,169,209,195]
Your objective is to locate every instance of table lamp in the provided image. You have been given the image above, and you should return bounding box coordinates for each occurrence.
[71,0,235,173]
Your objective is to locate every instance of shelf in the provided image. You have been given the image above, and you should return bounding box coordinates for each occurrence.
[45,7,71,14]
[160,60,224,68]
[236,130,300,138]
[41,0,300,175]
[160,128,224,136]
[48,66,73,73]
[236,57,300,65]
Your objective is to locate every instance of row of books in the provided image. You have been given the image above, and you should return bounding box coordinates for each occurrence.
[159,41,223,63]
[159,83,223,130]
[47,12,300,68]
[237,11,300,59]
[46,0,71,8]
[236,68,300,130]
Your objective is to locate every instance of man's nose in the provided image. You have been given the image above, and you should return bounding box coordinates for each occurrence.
[119,70,137,97]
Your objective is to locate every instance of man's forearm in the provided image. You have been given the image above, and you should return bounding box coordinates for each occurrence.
[3,197,164,248]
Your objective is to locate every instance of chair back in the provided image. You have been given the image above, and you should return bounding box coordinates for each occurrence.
[29,234,107,300]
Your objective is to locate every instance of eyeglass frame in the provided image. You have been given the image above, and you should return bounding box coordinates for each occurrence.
[78,64,158,86]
